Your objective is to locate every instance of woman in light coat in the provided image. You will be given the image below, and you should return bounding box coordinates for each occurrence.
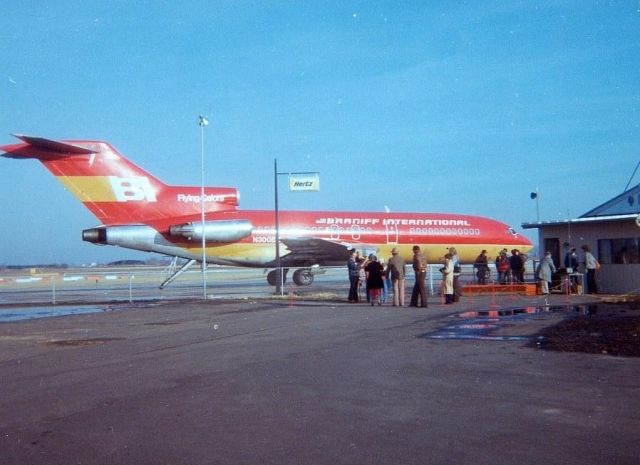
[442,253,455,304]
[448,247,461,302]
[536,252,556,295]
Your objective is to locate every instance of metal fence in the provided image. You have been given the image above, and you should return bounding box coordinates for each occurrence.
[0,266,280,305]
[0,262,537,306]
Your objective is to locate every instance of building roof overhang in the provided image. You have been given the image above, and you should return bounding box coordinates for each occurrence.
[522,213,640,230]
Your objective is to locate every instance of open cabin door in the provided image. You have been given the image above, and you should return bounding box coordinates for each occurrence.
[386,222,399,244]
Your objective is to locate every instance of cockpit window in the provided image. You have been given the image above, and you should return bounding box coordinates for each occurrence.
[508,227,517,236]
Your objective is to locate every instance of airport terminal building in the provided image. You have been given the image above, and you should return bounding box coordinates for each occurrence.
[522,184,640,295]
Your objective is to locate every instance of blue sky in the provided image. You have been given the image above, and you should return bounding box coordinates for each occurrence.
[1,1,639,265]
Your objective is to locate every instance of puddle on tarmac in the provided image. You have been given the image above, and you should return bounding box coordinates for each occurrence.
[0,305,105,323]
[420,305,590,342]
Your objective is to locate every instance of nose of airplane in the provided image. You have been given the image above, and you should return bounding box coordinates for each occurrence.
[517,233,534,251]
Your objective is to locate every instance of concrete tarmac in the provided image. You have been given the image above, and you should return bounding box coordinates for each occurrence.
[1,294,639,465]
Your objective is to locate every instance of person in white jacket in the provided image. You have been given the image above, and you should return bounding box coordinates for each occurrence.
[442,253,455,304]
[536,252,556,295]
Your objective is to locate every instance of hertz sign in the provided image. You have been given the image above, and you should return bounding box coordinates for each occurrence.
[288,174,320,192]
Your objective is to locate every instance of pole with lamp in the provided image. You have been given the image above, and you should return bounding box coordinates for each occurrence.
[198,115,209,299]
[274,159,282,296]
[530,187,540,223]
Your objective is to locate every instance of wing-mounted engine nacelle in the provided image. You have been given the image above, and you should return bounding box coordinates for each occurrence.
[168,219,253,242]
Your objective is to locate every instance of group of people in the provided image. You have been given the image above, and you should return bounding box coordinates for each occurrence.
[534,245,600,294]
[347,245,457,307]
[488,249,527,284]
[347,250,390,305]
[348,243,601,304]
[347,245,431,307]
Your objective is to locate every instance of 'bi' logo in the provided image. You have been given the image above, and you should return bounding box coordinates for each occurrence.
[109,176,157,202]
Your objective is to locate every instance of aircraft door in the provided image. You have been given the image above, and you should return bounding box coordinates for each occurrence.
[330,224,341,240]
[386,222,399,244]
[544,237,560,267]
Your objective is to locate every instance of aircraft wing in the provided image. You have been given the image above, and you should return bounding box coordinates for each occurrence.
[277,237,352,267]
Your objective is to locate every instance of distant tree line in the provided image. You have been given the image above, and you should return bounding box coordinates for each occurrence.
[2,264,70,270]
[1,257,175,270]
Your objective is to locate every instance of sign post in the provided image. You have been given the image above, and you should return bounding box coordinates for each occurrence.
[274,161,319,296]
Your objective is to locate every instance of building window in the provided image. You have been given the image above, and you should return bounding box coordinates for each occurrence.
[598,238,640,264]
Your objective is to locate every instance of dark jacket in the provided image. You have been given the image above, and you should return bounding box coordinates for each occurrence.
[347,257,360,277]
[564,252,578,270]
[412,252,427,273]
[509,254,524,271]
[365,261,385,289]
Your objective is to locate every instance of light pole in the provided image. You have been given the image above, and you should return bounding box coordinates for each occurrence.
[274,158,282,295]
[530,187,540,223]
[198,115,209,299]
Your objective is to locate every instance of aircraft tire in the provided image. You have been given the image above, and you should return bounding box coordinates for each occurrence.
[267,269,288,286]
[293,268,314,286]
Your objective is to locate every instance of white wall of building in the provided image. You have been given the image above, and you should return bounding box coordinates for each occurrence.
[535,219,640,295]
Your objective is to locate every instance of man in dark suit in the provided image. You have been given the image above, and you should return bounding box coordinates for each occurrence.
[410,245,428,307]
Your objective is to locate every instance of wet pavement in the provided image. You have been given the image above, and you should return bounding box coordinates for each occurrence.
[0,293,639,465]
[422,304,570,342]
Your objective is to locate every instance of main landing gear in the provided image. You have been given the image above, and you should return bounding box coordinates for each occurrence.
[266,267,318,286]
[292,268,314,286]
[267,268,288,286]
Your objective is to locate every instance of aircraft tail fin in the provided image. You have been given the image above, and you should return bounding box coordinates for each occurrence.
[1,134,239,226]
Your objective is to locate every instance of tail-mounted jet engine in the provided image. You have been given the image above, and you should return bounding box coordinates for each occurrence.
[168,219,252,242]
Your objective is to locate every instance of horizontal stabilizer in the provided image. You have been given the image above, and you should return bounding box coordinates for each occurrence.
[10,134,95,155]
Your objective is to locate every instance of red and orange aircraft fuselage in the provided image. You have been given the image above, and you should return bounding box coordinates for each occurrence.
[1,134,532,286]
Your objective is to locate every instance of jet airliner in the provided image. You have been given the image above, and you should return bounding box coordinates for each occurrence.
[1,134,532,287]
